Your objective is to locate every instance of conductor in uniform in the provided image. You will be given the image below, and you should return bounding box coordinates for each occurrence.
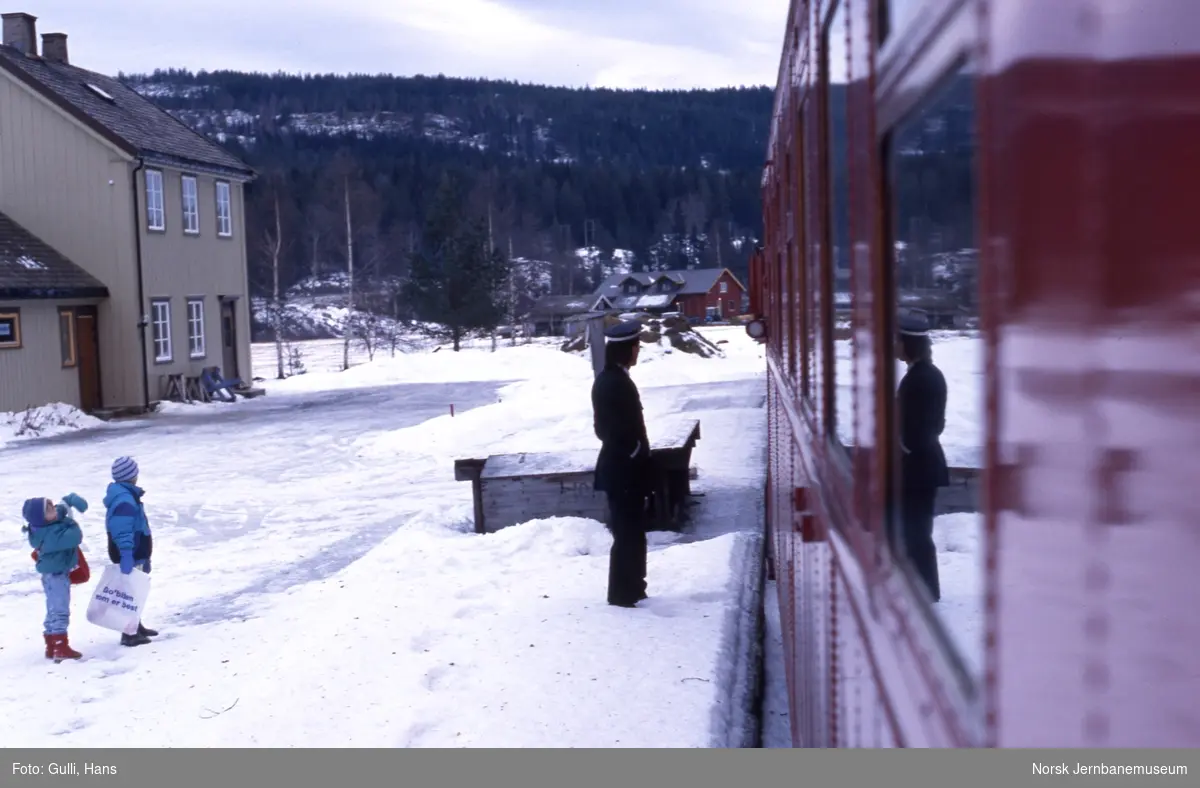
[591,319,652,608]
[895,310,950,602]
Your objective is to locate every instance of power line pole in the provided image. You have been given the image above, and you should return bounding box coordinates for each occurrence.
[561,223,573,296]
[489,204,497,353]
[584,218,597,288]
[508,236,517,347]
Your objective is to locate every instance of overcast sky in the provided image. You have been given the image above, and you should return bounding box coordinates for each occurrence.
[23,0,791,89]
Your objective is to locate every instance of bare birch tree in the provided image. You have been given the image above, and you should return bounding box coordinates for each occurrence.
[261,192,286,379]
[342,175,355,372]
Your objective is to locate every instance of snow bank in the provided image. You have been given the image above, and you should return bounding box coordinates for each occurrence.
[0,403,106,450]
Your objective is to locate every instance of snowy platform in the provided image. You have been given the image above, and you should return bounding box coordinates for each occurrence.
[0,518,766,748]
[0,326,769,748]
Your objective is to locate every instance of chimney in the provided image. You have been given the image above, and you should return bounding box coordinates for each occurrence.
[1,12,37,56]
[41,32,66,64]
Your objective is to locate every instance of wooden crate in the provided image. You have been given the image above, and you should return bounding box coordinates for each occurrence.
[454,418,702,534]
[479,450,607,534]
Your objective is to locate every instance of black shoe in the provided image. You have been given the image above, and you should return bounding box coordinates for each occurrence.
[137,623,158,638]
[121,632,151,647]
[608,598,639,608]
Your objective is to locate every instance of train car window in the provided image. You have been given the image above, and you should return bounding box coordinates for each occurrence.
[785,149,798,382]
[823,0,853,457]
[803,103,820,407]
[885,62,982,681]
[793,111,809,397]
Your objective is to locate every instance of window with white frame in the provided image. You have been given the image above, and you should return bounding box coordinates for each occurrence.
[187,298,206,358]
[150,299,172,362]
[145,170,165,230]
[182,175,200,234]
[720,280,728,293]
[215,181,232,237]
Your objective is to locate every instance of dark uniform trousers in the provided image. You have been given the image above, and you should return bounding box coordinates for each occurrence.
[605,486,648,605]
[899,485,940,602]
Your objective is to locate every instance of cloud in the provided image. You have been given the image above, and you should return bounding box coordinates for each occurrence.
[23,0,790,89]
[492,0,783,57]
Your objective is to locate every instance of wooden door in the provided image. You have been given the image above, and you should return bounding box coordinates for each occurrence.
[220,299,239,378]
[74,307,102,412]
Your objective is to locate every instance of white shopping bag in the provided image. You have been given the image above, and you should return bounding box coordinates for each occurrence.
[86,564,152,635]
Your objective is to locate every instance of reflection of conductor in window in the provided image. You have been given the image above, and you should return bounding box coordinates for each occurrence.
[895,311,950,602]
[591,320,651,608]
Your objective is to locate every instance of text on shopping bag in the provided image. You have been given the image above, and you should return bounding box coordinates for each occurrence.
[86,565,151,634]
[92,584,142,612]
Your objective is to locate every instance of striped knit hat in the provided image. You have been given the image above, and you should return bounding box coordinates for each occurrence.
[111,456,139,483]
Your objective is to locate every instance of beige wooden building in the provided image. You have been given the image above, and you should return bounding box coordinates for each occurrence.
[0,12,256,415]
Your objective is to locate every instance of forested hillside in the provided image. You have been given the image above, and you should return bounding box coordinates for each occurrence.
[120,70,774,316]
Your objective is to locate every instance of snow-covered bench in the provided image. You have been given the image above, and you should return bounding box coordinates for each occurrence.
[454,417,702,534]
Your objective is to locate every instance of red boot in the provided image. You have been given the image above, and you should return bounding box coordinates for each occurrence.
[47,634,82,663]
[43,634,53,659]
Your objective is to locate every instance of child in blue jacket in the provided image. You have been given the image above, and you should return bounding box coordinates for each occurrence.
[104,456,159,647]
[22,493,89,662]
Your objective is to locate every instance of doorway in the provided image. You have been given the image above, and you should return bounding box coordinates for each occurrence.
[74,306,102,413]
[220,298,239,379]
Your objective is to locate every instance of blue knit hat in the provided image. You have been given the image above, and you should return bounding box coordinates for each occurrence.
[112,456,139,483]
[22,497,49,529]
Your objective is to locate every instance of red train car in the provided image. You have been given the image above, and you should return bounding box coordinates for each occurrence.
[753,0,1200,747]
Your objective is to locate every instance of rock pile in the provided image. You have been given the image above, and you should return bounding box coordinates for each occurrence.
[560,314,724,358]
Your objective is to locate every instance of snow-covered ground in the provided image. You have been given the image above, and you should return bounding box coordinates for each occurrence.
[0,326,768,747]
[932,511,983,675]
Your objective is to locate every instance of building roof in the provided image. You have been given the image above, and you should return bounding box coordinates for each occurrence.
[0,211,108,299]
[594,268,744,300]
[608,293,676,311]
[526,294,610,320]
[0,46,254,179]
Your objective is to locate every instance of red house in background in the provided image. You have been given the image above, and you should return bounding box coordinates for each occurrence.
[593,268,747,321]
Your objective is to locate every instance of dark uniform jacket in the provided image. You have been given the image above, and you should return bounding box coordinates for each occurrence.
[592,363,651,495]
[897,358,951,491]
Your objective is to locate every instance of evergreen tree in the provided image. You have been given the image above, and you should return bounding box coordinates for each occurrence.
[405,175,509,350]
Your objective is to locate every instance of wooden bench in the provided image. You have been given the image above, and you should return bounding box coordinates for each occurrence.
[454,417,702,534]
[843,444,981,516]
[161,371,266,403]
[938,466,981,515]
